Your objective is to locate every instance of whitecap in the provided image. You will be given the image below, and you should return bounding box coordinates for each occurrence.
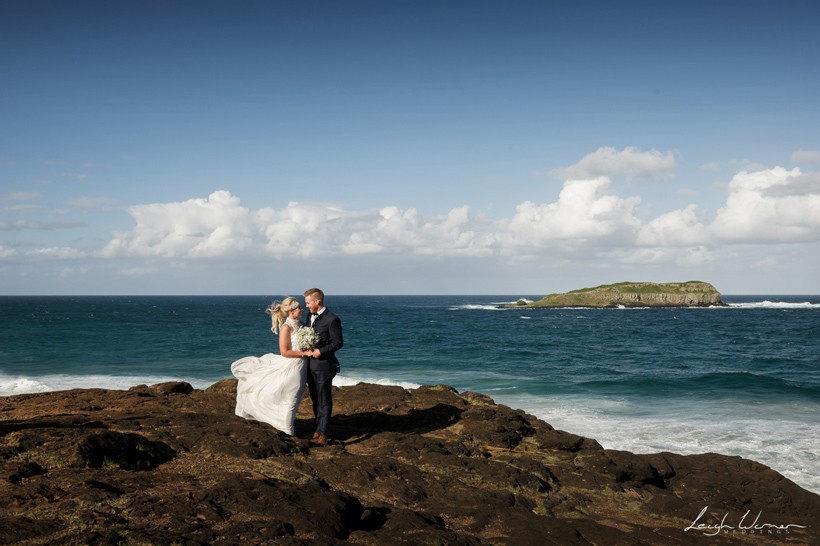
[0,374,52,396]
[333,374,422,390]
[0,373,213,396]
[728,301,820,309]
[448,304,500,311]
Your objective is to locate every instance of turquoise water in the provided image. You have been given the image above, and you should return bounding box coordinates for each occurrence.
[1,294,819,494]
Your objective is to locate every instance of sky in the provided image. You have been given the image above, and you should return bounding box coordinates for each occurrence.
[1,0,819,296]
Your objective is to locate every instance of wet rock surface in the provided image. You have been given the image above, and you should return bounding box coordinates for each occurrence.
[1,380,817,544]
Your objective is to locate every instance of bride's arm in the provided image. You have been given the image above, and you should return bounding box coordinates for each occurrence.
[279,324,309,358]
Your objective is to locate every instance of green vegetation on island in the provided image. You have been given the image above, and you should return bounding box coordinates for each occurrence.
[509,281,724,308]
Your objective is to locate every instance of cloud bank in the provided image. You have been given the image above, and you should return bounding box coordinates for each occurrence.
[87,165,819,265]
[639,167,820,246]
[3,147,819,294]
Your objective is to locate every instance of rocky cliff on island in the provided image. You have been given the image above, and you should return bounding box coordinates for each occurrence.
[2,381,817,545]
[507,281,725,308]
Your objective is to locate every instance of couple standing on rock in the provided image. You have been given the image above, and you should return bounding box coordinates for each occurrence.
[231,288,343,447]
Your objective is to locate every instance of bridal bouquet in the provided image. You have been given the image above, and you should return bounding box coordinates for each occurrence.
[294,326,320,351]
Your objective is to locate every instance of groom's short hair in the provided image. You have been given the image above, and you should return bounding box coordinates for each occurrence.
[304,288,324,303]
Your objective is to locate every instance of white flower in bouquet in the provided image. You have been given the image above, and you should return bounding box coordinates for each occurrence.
[294,326,320,351]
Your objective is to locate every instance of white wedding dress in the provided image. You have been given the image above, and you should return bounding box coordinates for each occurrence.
[230,318,308,435]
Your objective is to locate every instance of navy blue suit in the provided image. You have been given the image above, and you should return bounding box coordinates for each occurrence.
[306,309,343,436]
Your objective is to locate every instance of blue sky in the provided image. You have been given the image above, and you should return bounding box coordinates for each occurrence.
[2,0,819,295]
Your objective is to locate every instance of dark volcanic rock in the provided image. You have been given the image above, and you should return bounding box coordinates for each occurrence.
[1,381,817,545]
[75,431,176,470]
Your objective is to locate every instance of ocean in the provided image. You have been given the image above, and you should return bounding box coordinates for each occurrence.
[1,294,818,495]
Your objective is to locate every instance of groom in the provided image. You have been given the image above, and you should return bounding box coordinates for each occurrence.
[303,287,343,447]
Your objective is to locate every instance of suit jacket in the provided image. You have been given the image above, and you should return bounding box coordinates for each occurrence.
[307,309,343,367]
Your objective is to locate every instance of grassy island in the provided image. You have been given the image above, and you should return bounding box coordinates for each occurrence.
[509,281,724,308]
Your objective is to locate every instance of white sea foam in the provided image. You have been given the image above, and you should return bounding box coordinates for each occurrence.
[449,304,500,311]
[494,298,534,305]
[0,373,214,397]
[479,385,519,393]
[334,374,422,390]
[450,298,536,311]
[0,371,415,397]
[497,393,820,495]
[728,301,820,309]
[0,374,52,396]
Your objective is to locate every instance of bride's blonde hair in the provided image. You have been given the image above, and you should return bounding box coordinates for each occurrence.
[265,297,300,334]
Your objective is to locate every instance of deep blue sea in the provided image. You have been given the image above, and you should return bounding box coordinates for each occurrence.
[1,295,818,494]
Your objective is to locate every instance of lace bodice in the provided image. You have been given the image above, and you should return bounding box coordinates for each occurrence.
[284,318,303,349]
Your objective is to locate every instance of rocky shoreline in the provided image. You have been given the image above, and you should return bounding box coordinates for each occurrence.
[2,381,817,544]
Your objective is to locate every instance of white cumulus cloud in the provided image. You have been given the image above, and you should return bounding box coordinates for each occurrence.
[341,205,493,257]
[99,191,492,260]
[638,167,820,246]
[101,191,257,258]
[711,167,820,242]
[497,177,642,250]
[637,205,710,246]
[550,146,676,183]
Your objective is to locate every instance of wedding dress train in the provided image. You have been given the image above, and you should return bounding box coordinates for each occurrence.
[230,318,307,435]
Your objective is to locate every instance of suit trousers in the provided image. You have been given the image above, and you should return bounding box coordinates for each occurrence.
[307,360,336,436]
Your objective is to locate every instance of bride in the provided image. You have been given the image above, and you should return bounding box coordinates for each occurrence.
[231,297,316,436]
